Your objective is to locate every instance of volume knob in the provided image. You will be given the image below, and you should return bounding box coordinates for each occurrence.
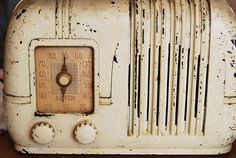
[32,122,54,144]
[74,122,97,145]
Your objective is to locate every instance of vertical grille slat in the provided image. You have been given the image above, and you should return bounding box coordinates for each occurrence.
[177,0,191,135]
[190,0,201,136]
[128,0,210,136]
[171,0,182,134]
[196,0,210,135]
[202,0,210,135]
[152,0,162,134]
[148,0,155,133]
[139,0,152,133]
[135,0,142,136]
[186,0,195,135]
[168,0,175,134]
[183,0,192,134]
[159,0,171,135]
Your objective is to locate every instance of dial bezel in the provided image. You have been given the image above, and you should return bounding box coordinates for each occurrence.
[29,39,100,115]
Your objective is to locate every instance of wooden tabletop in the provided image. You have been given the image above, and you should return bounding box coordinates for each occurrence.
[0,132,235,158]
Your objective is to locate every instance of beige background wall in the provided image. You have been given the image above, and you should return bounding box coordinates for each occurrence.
[227,0,236,12]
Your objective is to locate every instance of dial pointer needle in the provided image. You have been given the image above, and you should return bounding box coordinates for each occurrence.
[56,56,72,102]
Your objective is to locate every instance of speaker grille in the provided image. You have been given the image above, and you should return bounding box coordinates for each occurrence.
[128,0,211,136]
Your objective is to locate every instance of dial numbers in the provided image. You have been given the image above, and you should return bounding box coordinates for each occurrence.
[35,47,94,114]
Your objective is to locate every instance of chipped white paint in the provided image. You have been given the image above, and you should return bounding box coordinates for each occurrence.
[3,0,236,155]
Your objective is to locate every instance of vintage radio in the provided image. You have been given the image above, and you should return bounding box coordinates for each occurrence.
[3,0,236,155]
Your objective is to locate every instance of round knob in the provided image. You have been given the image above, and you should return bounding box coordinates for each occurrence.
[32,123,54,144]
[74,122,97,145]
[56,73,72,87]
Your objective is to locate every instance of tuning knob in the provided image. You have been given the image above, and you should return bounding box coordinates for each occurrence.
[56,73,72,87]
[74,122,97,145]
[32,122,55,144]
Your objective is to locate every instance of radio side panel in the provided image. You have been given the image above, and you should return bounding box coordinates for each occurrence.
[206,0,236,149]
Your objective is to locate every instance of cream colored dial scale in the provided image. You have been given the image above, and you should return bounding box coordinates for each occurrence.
[35,46,94,114]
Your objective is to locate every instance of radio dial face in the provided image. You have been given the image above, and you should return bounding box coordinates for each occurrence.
[35,46,94,114]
